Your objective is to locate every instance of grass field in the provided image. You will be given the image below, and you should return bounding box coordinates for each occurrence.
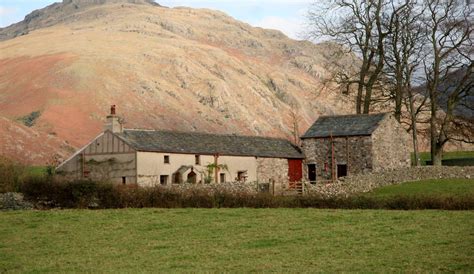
[1,209,473,272]
[363,178,474,198]
[414,151,474,166]
[25,166,47,177]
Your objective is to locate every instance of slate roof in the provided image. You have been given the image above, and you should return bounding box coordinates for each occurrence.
[301,113,388,138]
[116,129,303,159]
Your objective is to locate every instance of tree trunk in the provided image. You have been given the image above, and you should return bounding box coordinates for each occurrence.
[394,79,403,122]
[408,91,420,166]
[363,85,372,114]
[431,141,443,166]
[356,82,364,114]
[429,102,442,166]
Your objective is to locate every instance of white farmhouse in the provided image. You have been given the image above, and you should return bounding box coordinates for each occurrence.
[56,106,304,186]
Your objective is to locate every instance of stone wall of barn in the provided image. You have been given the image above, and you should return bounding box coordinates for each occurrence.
[301,136,373,181]
[371,115,411,171]
[256,158,289,183]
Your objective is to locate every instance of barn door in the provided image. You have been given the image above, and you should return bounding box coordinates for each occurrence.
[288,159,303,182]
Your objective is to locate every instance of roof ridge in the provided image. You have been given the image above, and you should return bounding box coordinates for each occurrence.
[301,113,390,139]
[318,112,388,119]
[122,128,294,142]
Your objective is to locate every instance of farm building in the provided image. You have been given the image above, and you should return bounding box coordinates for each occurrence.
[56,106,304,186]
[301,113,411,183]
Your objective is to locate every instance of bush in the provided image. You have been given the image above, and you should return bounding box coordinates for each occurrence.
[18,178,474,210]
[0,157,27,193]
[21,177,114,209]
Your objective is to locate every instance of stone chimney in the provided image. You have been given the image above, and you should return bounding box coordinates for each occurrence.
[104,105,123,133]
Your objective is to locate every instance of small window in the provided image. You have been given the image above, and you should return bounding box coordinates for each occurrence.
[160,175,169,185]
[220,173,226,183]
[237,171,247,182]
[337,164,348,178]
[164,155,170,164]
[122,177,126,185]
[195,155,201,165]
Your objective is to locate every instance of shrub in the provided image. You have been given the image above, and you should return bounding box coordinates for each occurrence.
[0,157,27,193]
[21,178,114,209]
[18,178,474,210]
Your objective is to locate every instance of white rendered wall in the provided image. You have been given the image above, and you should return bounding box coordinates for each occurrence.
[136,152,257,186]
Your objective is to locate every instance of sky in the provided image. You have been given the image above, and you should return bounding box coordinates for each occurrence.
[0,0,314,40]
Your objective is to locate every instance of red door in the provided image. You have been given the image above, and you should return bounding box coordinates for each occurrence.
[288,159,303,182]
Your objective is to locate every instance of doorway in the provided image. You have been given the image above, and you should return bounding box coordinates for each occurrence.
[288,159,303,182]
[187,171,197,184]
[307,164,316,183]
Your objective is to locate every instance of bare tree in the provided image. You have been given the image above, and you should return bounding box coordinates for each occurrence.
[384,0,428,165]
[422,0,472,165]
[289,104,302,146]
[307,0,406,114]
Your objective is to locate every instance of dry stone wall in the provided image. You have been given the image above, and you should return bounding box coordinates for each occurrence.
[306,166,474,197]
[0,193,33,210]
[161,181,259,195]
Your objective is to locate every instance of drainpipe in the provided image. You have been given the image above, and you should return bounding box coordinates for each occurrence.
[214,153,219,184]
[331,132,335,182]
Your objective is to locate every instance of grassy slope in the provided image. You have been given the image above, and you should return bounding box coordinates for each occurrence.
[414,151,474,165]
[1,209,473,272]
[363,179,474,198]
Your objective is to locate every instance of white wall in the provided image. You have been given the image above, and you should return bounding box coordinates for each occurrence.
[136,152,257,186]
[56,131,136,183]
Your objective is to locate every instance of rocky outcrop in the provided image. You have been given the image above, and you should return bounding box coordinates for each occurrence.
[0,0,355,165]
[0,0,161,41]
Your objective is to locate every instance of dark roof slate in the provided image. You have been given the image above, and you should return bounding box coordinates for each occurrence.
[116,130,303,159]
[301,113,388,138]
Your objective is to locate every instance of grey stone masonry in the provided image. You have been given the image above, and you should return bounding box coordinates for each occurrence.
[371,114,411,171]
[302,136,373,181]
[305,166,474,197]
[301,113,411,181]
[256,157,289,183]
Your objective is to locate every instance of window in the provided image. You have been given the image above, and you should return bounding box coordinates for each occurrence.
[122,177,126,185]
[220,173,226,183]
[237,171,247,182]
[160,175,169,185]
[307,164,316,183]
[337,164,348,178]
[195,155,201,165]
[172,173,181,184]
[164,155,170,164]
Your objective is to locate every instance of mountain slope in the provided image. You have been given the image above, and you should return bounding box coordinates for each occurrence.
[0,0,355,164]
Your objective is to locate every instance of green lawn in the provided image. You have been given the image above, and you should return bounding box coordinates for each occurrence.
[414,151,474,166]
[1,209,473,272]
[25,166,47,177]
[363,178,474,198]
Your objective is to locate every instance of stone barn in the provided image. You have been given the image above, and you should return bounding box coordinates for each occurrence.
[56,107,303,186]
[300,113,411,183]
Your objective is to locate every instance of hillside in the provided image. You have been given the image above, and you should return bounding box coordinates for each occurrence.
[0,0,356,164]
